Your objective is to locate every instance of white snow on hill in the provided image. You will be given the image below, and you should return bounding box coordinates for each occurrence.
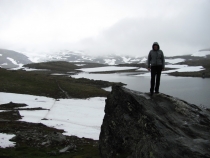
[0,92,106,140]
[191,51,210,57]
[139,57,147,63]
[165,58,185,64]
[104,59,116,65]
[7,57,24,70]
[7,57,18,65]
[122,57,131,63]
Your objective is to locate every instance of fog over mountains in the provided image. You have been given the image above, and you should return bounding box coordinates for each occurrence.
[0,48,210,69]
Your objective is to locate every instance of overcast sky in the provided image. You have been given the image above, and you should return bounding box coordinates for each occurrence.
[0,0,209,57]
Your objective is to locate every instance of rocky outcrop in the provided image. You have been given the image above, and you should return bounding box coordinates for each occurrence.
[99,85,210,158]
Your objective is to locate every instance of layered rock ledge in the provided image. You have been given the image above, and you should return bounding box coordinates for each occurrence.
[99,85,210,158]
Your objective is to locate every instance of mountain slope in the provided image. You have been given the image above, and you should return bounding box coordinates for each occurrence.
[35,50,146,65]
[0,49,32,69]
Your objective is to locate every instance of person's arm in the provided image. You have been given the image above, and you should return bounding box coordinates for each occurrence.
[147,52,151,71]
[162,51,165,70]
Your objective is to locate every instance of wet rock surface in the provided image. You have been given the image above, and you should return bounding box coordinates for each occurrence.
[99,85,210,158]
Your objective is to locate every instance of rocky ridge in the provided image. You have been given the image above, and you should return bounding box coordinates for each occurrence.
[99,85,210,158]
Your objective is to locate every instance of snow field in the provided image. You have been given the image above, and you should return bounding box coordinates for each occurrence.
[0,133,16,148]
[0,93,106,140]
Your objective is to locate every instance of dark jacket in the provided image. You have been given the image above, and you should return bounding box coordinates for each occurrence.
[147,42,165,69]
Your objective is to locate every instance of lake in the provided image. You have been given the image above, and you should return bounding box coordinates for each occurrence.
[72,73,210,109]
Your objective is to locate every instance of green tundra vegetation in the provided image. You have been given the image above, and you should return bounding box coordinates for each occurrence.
[0,68,123,99]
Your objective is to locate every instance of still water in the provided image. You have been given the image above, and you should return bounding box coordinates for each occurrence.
[72,73,210,108]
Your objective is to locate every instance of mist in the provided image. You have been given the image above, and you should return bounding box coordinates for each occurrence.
[0,0,209,57]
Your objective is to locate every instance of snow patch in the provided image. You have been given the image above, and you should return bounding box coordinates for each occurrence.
[0,92,106,140]
[192,51,210,57]
[163,66,204,73]
[82,56,93,61]
[136,67,148,71]
[75,64,86,66]
[7,57,18,65]
[7,57,24,70]
[0,133,16,148]
[122,57,131,63]
[140,57,147,63]
[51,73,68,76]
[165,58,185,64]
[104,59,116,65]
[102,86,112,92]
[165,65,188,68]
[23,67,49,71]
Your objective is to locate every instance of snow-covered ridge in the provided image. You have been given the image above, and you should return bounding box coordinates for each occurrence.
[31,50,146,65]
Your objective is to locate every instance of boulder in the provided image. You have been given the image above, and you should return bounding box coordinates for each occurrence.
[49,132,66,144]
[99,85,210,158]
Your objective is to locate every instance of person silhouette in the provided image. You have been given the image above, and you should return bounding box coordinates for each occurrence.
[147,42,165,96]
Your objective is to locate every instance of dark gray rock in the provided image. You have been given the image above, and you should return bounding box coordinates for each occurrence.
[49,132,66,143]
[59,144,76,153]
[99,85,210,158]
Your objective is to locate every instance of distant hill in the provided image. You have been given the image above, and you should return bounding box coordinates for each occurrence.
[199,48,210,52]
[1,48,210,70]
[30,49,210,65]
[38,50,146,65]
[0,49,32,69]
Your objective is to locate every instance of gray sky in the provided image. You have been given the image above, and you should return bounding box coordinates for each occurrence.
[0,0,209,57]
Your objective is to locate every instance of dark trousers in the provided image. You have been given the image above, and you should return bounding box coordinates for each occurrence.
[150,66,162,93]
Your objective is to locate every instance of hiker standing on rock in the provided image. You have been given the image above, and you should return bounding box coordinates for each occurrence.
[147,42,165,96]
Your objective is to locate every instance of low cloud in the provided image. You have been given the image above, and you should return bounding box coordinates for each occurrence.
[76,6,210,57]
[0,0,209,57]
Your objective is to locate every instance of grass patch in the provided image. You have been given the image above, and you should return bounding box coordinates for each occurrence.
[0,145,100,158]
[0,68,120,98]
[24,61,106,73]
